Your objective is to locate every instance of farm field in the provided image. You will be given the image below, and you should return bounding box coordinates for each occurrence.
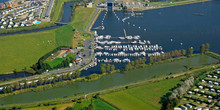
[100,77,184,110]
[93,99,117,110]
[0,30,57,74]
[70,8,97,31]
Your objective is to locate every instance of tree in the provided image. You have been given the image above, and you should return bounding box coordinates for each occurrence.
[100,64,107,73]
[106,64,111,73]
[14,82,20,90]
[200,44,205,54]
[187,47,193,56]
[125,63,132,71]
[110,65,115,72]
[204,43,210,52]
[76,71,81,78]
[181,49,186,56]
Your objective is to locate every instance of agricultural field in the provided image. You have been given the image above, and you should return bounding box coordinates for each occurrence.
[0,30,57,74]
[93,99,117,110]
[100,77,184,110]
[70,8,96,31]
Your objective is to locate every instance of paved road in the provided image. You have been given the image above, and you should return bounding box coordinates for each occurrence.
[85,9,100,31]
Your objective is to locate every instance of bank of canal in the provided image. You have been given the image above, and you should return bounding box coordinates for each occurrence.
[0,55,218,105]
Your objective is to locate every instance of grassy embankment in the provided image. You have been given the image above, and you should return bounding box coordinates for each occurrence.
[22,99,116,110]
[100,76,184,110]
[147,0,209,10]
[70,8,96,31]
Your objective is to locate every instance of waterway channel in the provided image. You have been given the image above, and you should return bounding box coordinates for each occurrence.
[0,55,218,105]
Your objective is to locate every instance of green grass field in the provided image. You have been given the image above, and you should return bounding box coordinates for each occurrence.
[0,30,57,74]
[100,77,183,110]
[93,99,117,110]
[55,25,74,47]
[70,8,96,31]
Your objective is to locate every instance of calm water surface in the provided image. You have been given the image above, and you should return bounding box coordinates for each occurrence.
[0,55,218,105]
[92,0,220,53]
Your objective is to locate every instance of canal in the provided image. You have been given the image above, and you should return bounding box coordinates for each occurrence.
[0,55,218,105]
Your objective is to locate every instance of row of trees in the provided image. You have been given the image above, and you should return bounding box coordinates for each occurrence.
[125,57,147,71]
[200,43,210,54]
[148,49,186,63]
[1,71,81,94]
[161,76,195,110]
[100,64,115,74]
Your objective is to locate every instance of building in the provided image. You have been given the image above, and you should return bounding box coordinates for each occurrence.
[45,0,54,18]
[0,3,5,9]
[107,0,114,11]
[87,2,93,8]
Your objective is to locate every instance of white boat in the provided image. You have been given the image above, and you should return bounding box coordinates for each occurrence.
[119,37,125,40]
[133,35,140,40]
[126,36,133,40]
[131,41,137,44]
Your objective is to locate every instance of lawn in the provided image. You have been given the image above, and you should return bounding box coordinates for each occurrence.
[70,8,96,31]
[55,25,74,47]
[100,77,183,110]
[93,99,117,110]
[45,58,64,68]
[0,30,57,74]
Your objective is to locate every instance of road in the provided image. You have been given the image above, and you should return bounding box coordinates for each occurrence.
[85,9,100,32]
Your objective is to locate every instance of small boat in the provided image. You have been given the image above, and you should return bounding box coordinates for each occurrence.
[119,37,125,40]
[133,35,140,40]
[131,41,137,44]
[126,36,133,40]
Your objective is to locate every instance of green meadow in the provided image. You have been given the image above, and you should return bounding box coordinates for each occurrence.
[100,77,183,110]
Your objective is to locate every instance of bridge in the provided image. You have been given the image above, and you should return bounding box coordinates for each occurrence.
[54,22,68,25]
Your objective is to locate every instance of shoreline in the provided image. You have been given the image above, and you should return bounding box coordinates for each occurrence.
[143,0,210,11]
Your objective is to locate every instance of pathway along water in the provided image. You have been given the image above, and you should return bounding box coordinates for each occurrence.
[0,55,218,105]
[0,2,74,36]
[0,2,75,80]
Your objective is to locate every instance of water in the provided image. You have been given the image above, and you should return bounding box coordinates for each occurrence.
[0,72,32,81]
[60,2,73,23]
[0,2,75,36]
[0,55,218,105]
[92,0,220,54]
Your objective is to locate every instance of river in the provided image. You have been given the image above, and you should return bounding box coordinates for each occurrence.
[0,55,218,105]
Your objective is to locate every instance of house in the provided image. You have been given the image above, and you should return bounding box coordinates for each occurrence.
[4,2,10,8]
[198,86,203,89]
[185,104,192,108]
[7,25,11,28]
[208,96,213,99]
[180,105,187,110]
[174,108,182,110]
[0,25,4,29]
[194,107,202,110]
[87,2,93,8]
[0,87,3,91]
[0,3,5,9]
